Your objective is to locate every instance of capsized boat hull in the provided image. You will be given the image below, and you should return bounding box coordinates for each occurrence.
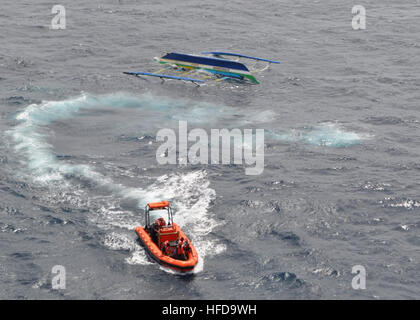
[157,52,259,84]
[135,223,198,272]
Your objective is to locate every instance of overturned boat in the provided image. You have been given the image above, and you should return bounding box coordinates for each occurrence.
[124,51,280,85]
[135,201,198,272]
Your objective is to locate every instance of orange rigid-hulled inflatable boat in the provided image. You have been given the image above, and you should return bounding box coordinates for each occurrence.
[135,201,198,272]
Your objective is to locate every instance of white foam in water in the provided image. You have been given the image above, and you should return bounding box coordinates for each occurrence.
[103,232,154,265]
[137,170,222,274]
[126,249,155,266]
[123,170,222,272]
[103,232,137,251]
[269,122,371,147]
[8,92,225,272]
[92,169,223,271]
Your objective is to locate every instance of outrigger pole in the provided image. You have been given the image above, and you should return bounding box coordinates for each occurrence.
[123,71,205,86]
[201,51,281,64]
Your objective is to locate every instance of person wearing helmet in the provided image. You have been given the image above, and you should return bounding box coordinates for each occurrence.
[176,237,186,260]
[160,240,169,255]
[182,240,191,258]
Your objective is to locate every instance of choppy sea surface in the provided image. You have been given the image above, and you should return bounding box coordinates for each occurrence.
[1,0,419,299]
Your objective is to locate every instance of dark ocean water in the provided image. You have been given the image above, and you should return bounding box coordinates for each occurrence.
[1,0,419,299]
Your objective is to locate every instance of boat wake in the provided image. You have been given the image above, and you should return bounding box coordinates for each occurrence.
[7,92,225,273]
